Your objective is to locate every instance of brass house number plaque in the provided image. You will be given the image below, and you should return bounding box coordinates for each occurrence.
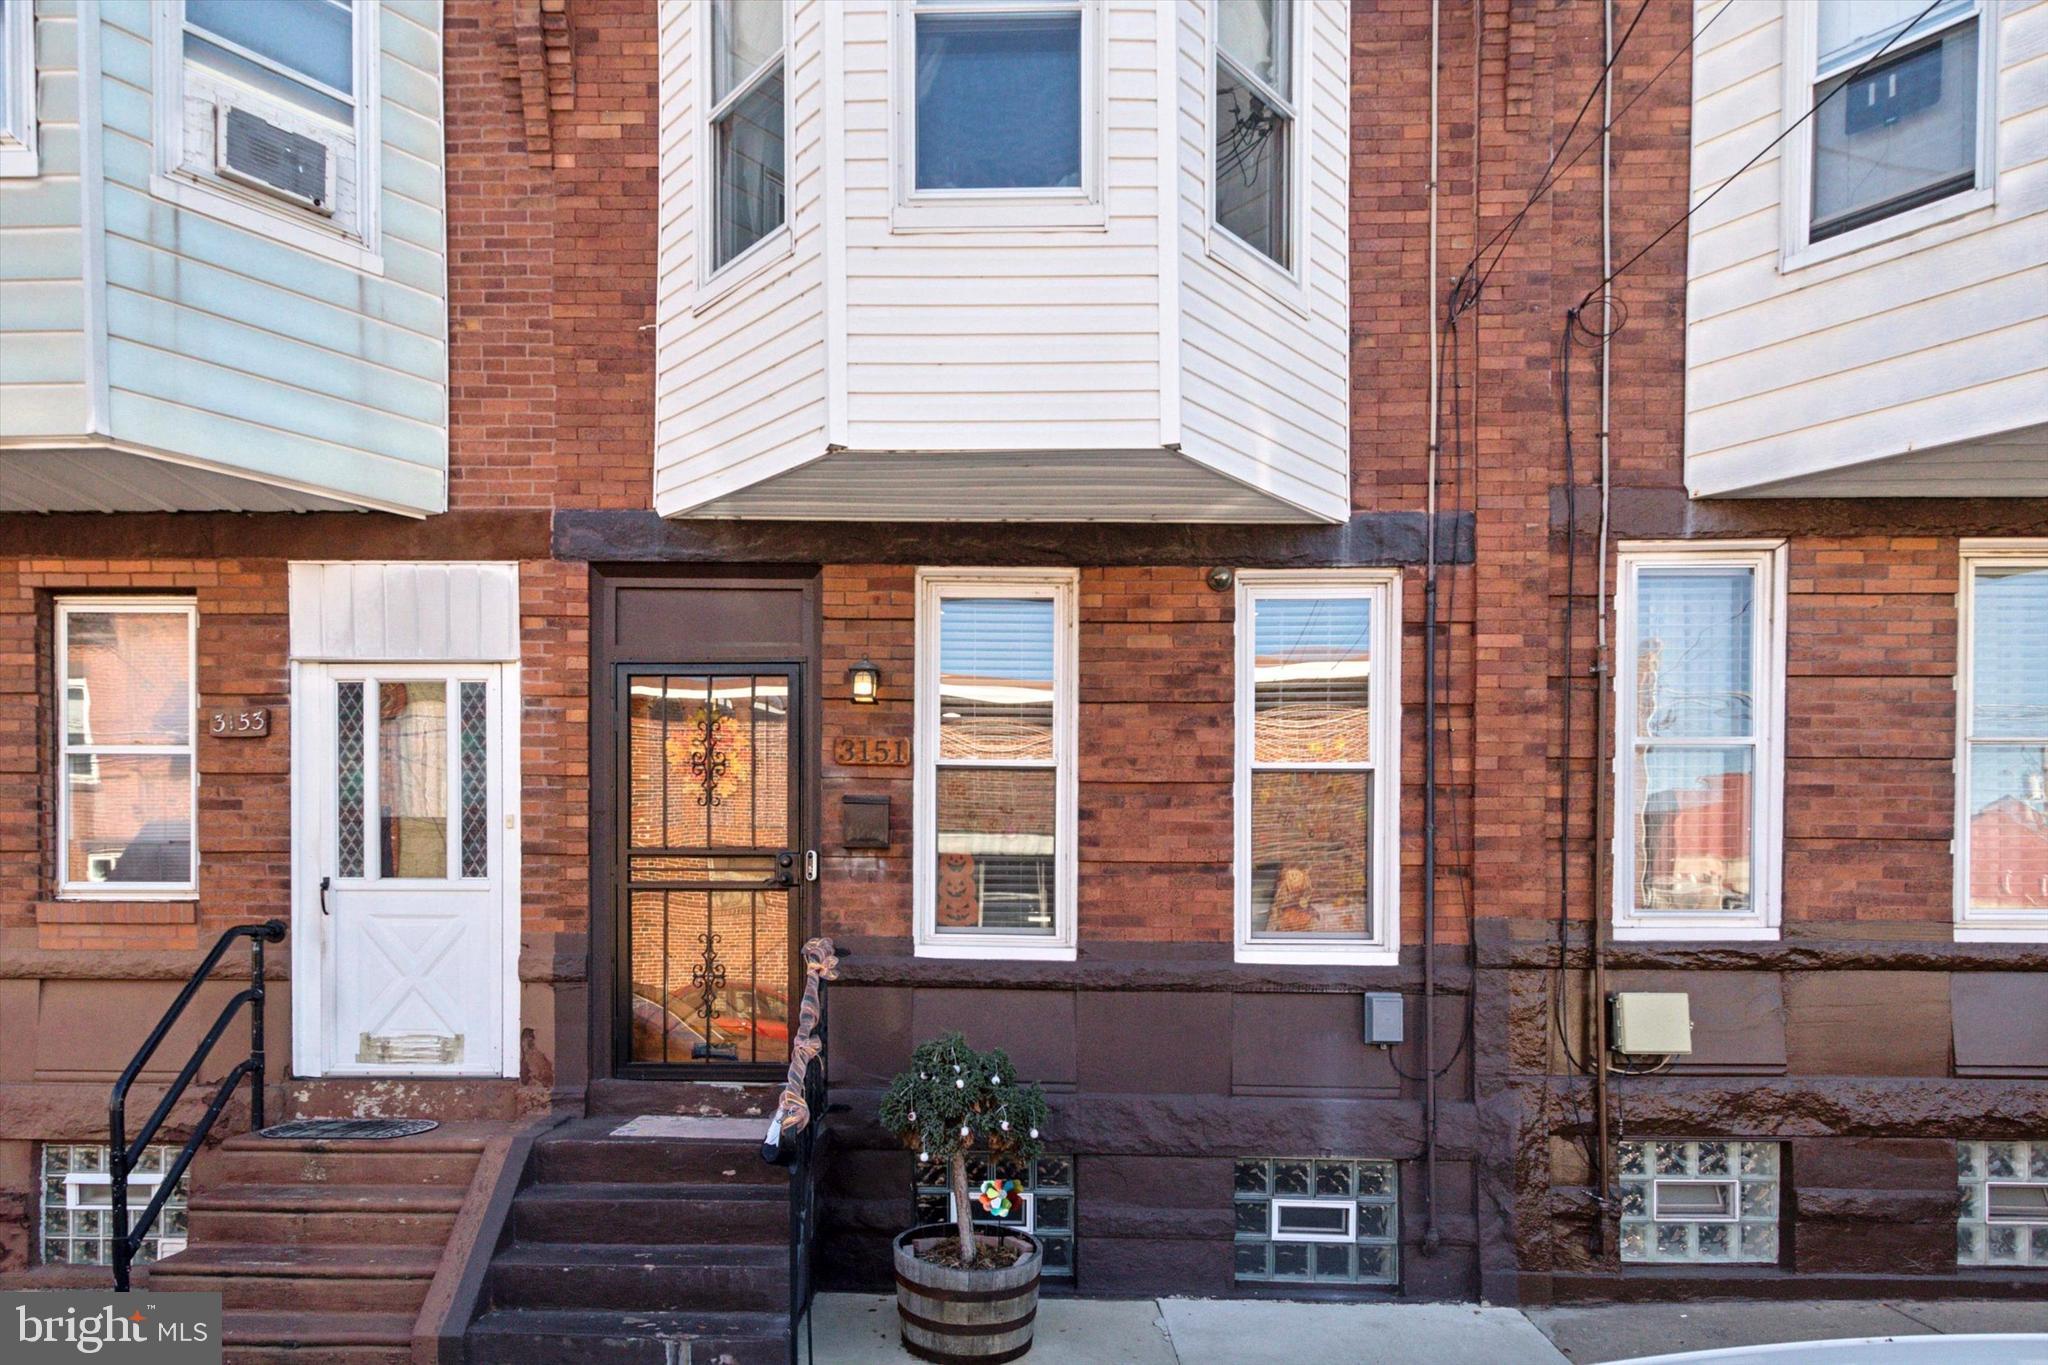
[206,706,271,737]
[833,736,909,767]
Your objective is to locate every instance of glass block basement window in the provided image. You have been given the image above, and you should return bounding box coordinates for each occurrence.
[1619,1139,1779,1264]
[40,1144,189,1266]
[1958,1140,2048,1268]
[916,1152,1075,1278]
[1234,1158,1398,1285]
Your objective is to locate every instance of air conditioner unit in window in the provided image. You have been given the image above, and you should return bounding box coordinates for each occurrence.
[214,101,335,215]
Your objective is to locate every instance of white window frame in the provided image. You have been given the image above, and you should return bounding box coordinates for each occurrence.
[1233,570,1402,966]
[149,0,385,274]
[889,0,1107,232]
[1611,543,1786,942]
[1985,1181,2048,1225]
[0,0,38,177]
[1269,1197,1356,1244]
[1779,0,1998,272]
[696,0,794,299]
[1954,540,2048,942]
[913,568,1079,961]
[1650,1177,1740,1224]
[1206,0,1311,305]
[54,598,200,900]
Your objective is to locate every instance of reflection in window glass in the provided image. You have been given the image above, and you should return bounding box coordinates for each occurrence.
[186,0,355,94]
[935,768,1056,934]
[914,8,1082,191]
[1811,17,1977,241]
[709,0,785,270]
[379,680,447,879]
[1963,563,2048,917]
[58,604,196,890]
[1214,0,1291,267]
[940,597,1056,760]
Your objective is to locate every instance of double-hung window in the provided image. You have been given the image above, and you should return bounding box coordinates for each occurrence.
[55,600,199,898]
[706,0,786,275]
[0,0,37,177]
[914,569,1077,960]
[1234,572,1401,965]
[897,0,1096,225]
[1797,0,1992,249]
[1956,543,2048,941]
[1612,545,1785,941]
[1213,0,1296,271]
[153,0,380,262]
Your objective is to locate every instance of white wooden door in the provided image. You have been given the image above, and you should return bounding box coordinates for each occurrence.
[296,663,514,1076]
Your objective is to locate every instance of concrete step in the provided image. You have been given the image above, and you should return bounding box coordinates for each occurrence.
[186,1183,465,1246]
[152,1244,440,1313]
[585,1079,780,1119]
[466,1308,789,1365]
[511,1182,788,1246]
[486,1243,790,1314]
[203,1125,489,1190]
[221,1310,414,1356]
[282,1079,522,1122]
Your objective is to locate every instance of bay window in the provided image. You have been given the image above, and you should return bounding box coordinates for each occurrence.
[55,600,199,897]
[1233,572,1401,964]
[1957,543,2048,940]
[1613,545,1784,940]
[1213,0,1295,270]
[707,0,786,273]
[914,569,1077,960]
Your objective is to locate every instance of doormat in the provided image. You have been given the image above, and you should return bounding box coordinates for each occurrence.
[258,1118,439,1140]
[610,1115,763,1140]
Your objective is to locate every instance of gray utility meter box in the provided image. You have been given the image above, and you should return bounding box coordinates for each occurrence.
[1609,992,1693,1056]
[1363,992,1405,1046]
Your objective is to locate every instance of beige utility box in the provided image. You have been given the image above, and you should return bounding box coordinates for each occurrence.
[1609,992,1694,1056]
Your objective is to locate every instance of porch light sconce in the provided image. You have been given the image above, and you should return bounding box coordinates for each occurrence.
[848,657,882,705]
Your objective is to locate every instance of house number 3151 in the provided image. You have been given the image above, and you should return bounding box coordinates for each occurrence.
[206,707,271,737]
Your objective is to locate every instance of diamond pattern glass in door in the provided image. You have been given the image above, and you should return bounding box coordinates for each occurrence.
[623,672,796,1068]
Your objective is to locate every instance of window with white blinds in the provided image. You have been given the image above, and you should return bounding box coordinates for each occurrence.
[1957,545,2048,939]
[914,569,1078,960]
[1613,546,1784,940]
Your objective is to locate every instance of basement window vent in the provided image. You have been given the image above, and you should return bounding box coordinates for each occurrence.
[1619,1140,1780,1264]
[1234,1158,1398,1285]
[1958,1141,2048,1267]
[916,1152,1074,1278]
[39,1144,189,1266]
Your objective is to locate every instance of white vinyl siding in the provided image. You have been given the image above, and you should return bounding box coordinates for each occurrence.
[1683,0,2048,498]
[1955,540,2048,942]
[0,0,86,437]
[1611,544,1786,942]
[913,568,1079,961]
[1233,571,1402,965]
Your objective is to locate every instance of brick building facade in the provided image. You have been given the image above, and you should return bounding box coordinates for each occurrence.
[1,0,2043,1341]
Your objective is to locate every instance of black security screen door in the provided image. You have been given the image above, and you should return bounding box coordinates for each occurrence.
[617,669,797,1070]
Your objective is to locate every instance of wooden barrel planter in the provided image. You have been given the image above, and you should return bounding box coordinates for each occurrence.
[894,1223,1041,1363]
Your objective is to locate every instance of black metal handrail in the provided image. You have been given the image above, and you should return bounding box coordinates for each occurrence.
[761,937,840,1365]
[109,918,285,1292]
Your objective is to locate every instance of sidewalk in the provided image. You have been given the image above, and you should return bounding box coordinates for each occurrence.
[813,1292,2048,1364]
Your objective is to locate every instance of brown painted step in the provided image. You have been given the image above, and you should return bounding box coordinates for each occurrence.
[585,1078,781,1119]
[203,1126,490,1188]
[186,1183,465,1246]
[533,1131,790,1187]
[282,1078,522,1122]
[486,1243,790,1314]
[511,1182,788,1245]
[220,1309,414,1364]
[466,1308,789,1365]
[151,1244,440,1314]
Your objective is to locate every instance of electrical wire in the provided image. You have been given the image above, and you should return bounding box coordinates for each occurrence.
[1575,0,1943,313]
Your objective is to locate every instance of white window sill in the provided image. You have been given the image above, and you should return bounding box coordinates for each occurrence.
[692,224,795,316]
[57,888,200,903]
[892,193,1106,234]
[1235,944,1400,967]
[1204,225,1311,317]
[1609,922,1780,943]
[1955,923,2048,944]
[1781,185,1995,275]
[149,171,384,275]
[914,937,1077,962]
[0,142,37,178]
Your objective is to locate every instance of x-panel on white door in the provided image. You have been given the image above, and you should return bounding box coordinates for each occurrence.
[298,664,514,1076]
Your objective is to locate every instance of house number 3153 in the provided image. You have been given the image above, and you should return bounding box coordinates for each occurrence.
[205,707,270,737]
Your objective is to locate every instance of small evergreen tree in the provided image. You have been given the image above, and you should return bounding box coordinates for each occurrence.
[880,1032,1050,1266]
